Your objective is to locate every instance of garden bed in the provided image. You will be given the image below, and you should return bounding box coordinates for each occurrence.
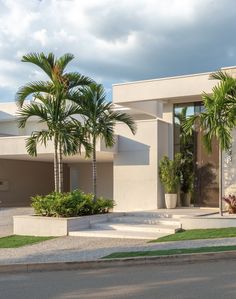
[13,213,124,236]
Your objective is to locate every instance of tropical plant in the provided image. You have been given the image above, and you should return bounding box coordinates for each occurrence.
[174,107,194,197]
[223,194,236,214]
[31,189,114,217]
[179,155,194,194]
[16,52,92,192]
[183,70,236,215]
[74,83,137,201]
[159,154,182,193]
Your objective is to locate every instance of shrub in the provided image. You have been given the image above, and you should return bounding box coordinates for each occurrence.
[223,194,236,214]
[31,190,114,217]
[159,154,182,193]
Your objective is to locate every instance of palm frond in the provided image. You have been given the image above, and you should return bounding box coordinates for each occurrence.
[17,102,48,128]
[22,52,54,79]
[57,53,74,72]
[65,72,93,90]
[111,111,137,135]
[209,70,231,81]
[16,81,53,107]
[25,130,52,156]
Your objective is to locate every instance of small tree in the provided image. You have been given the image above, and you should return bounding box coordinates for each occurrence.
[16,52,92,192]
[75,83,137,201]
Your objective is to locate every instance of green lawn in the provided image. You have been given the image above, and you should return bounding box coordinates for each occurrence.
[150,227,236,243]
[0,235,55,248]
[103,245,236,259]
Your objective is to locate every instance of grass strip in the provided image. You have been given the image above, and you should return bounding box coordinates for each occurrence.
[103,245,236,259]
[150,227,236,243]
[0,235,55,248]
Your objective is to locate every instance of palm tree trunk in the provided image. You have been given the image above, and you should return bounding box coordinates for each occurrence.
[92,136,97,202]
[54,138,59,192]
[219,147,223,216]
[58,141,63,193]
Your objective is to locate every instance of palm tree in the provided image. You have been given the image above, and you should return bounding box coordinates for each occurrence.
[16,52,92,192]
[174,107,194,203]
[183,70,236,215]
[75,83,137,201]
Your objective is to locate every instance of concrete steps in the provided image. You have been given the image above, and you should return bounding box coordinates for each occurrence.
[93,222,181,234]
[110,216,181,227]
[124,212,186,219]
[69,229,169,240]
[68,212,182,240]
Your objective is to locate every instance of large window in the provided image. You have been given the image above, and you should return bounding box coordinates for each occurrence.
[174,102,219,207]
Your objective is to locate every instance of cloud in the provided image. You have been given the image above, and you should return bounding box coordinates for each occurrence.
[0,0,236,102]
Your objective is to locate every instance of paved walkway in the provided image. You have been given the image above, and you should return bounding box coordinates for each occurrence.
[1,207,236,266]
[1,236,236,265]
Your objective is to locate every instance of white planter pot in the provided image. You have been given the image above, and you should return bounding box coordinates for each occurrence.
[165,193,177,209]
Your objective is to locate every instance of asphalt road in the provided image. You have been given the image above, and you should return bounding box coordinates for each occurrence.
[0,259,236,299]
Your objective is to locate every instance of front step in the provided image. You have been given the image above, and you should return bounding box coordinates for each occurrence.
[68,212,182,240]
[110,216,181,227]
[93,223,181,234]
[69,229,169,240]
[124,212,186,219]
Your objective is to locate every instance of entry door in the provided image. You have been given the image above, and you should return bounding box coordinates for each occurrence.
[194,130,219,207]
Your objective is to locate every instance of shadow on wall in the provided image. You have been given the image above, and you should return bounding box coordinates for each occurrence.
[115,136,150,166]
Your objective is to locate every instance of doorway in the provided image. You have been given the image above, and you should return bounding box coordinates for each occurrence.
[174,102,219,207]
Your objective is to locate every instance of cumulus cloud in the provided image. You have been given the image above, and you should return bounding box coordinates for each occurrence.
[0,0,236,101]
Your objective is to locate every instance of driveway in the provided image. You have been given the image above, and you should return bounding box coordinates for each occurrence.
[0,207,33,237]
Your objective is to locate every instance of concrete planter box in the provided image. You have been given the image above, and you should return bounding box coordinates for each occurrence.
[13,213,124,236]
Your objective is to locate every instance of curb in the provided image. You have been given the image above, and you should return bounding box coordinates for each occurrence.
[1,250,236,274]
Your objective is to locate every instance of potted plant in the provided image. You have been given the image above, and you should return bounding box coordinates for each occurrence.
[159,154,181,209]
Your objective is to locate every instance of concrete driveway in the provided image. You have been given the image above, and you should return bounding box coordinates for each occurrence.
[0,208,33,237]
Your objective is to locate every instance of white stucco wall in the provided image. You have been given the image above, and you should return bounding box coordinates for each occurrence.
[113,119,170,211]
[69,162,113,200]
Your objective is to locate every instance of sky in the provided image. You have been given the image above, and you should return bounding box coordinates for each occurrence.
[1,0,236,102]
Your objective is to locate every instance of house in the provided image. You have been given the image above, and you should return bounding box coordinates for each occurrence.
[0,67,236,211]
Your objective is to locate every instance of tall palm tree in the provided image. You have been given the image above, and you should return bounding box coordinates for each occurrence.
[75,83,137,201]
[16,52,92,192]
[183,70,236,215]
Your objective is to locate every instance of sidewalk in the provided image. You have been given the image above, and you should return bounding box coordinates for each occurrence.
[1,235,236,265]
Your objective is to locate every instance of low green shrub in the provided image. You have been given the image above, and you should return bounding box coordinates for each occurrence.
[31,190,114,217]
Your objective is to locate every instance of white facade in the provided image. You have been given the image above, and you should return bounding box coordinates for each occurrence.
[1,67,236,209]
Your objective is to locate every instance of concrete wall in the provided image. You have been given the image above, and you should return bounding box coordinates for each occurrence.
[0,121,20,136]
[114,120,161,211]
[0,159,70,207]
[157,120,172,208]
[113,72,218,104]
[69,162,113,199]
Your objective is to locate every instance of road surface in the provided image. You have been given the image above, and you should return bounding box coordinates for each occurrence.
[0,259,235,298]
